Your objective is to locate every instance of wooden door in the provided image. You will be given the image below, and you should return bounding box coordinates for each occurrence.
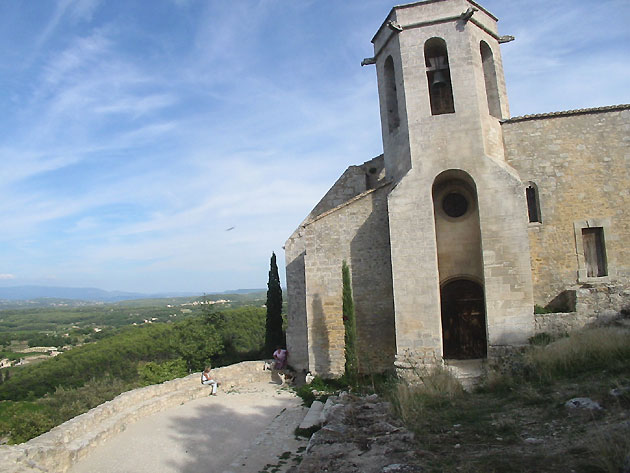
[441,279,487,359]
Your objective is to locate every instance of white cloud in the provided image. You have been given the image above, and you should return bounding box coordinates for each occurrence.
[93,94,177,118]
[42,28,112,87]
[0,274,15,280]
[1,0,627,293]
[0,149,81,186]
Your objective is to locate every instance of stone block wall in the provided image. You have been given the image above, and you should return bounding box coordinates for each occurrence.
[387,170,443,363]
[503,107,630,307]
[301,185,396,377]
[0,361,273,473]
[285,231,309,372]
[534,285,630,335]
[285,156,388,375]
[575,284,630,321]
[307,156,385,221]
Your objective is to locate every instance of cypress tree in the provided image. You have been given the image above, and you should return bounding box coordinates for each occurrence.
[342,260,358,385]
[265,252,284,354]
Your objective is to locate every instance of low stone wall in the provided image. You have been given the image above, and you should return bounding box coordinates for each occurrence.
[535,285,630,335]
[575,285,630,320]
[0,360,272,473]
[534,312,581,335]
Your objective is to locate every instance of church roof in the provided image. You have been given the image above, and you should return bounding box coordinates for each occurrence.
[502,104,630,123]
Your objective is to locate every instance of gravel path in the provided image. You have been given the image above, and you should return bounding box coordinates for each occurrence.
[68,382,307,473]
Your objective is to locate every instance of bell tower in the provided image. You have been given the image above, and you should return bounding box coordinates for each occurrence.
[369,0,511,181]
[367,0,534,366]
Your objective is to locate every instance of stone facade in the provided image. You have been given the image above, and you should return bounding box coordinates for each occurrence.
[285,0,630,377]
[286,182,396,376]
[503,107,630,307]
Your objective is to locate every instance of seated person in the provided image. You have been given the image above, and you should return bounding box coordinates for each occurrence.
[201,366,218,395]
[272,346,288,370]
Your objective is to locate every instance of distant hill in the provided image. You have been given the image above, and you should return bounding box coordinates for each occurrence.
[222,288,266,295]
[0,285,268,305]
[0,286,145,302]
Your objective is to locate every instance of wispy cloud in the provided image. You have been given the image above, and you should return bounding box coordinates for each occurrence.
[499,0,630,115]
[0,0,627,292]
[29,0,102,67]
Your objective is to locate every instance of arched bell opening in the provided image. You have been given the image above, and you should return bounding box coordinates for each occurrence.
[440,279,487,359]
[424,37,455,115]
[432,170,487,360]
[384,55,400,132]
[480,41,502,119]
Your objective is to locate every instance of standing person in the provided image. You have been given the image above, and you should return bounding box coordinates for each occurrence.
[272,346,287,370]
[201,366,218,395]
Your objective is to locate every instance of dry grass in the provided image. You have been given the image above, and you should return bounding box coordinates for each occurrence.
[525,327,630,380]
[388,325,630,472]
[391,363,463,426]
[587,424,630,473]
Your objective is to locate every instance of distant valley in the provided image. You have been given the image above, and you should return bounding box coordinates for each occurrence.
[0,285,266,308]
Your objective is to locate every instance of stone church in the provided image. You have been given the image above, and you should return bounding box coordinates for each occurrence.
[284,0,630,377]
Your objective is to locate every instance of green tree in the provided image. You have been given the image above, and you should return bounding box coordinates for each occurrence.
[173,318,223,372]
[265,252,284,355]
[342,260,358,386]
[202,297,227,332]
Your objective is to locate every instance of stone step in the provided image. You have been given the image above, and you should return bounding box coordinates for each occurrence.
[298,401,324,430]
[444,358,485,389]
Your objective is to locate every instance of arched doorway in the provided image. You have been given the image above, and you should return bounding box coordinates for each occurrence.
[440,279,487,359]
[432,170,487,359]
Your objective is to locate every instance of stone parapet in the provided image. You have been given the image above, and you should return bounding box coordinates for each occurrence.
[0,360,272,473]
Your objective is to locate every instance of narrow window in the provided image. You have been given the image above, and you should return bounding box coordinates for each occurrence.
[480,41,501,118]
[384,56,400,132]
[424,38,455,115]
[582,227,607,277]
[526,183,541,223]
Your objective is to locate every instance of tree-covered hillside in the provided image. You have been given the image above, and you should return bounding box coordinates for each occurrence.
[0,291,266,348]
[0,305,267,443]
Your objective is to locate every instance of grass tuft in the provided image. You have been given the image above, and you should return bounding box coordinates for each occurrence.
[388,325,630,472]
[390,364,464,426]
[524,327,630,381]
[585,424,630,473]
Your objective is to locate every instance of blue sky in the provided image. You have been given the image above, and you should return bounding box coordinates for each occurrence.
[0,0,628,294]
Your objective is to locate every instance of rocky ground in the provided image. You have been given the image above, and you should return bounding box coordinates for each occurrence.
[287,377,629,473]
[293,393,422,473]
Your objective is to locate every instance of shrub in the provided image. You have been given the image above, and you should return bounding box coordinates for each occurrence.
[138,359,188,385]
[8,408,56,444]
[528,332,556,346]
[0,401,51,444]
[295,376,350,407]
[40,377,132,425]
[534,304,554,314]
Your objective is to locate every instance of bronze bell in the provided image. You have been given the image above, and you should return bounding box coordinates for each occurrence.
[431,70,448,88]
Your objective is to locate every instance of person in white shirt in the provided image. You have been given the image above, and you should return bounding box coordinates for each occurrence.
[201,366,218,395]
